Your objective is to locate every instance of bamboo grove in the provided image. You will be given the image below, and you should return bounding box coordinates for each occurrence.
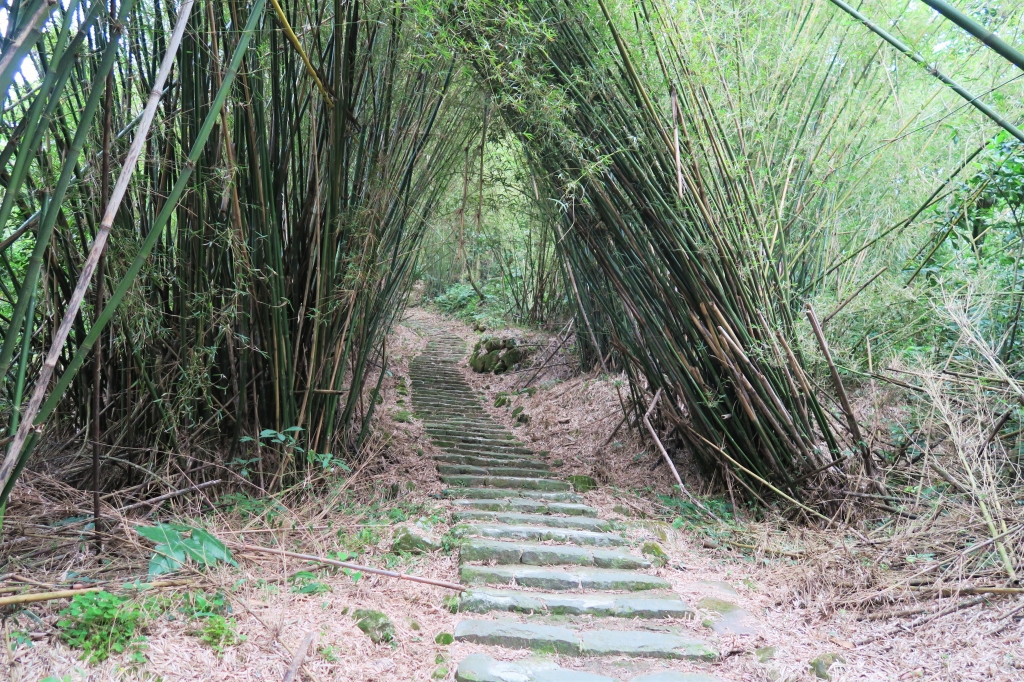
[0,0,476,503]
[449,0,855,503]
[3,0,1022,514]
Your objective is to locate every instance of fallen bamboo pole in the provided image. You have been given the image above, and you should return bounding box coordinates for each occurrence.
[230,542,466,591]
[0,579,191,607]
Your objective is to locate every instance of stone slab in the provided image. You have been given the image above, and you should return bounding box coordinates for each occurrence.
[458,523,627,546]
[579,631,717,661]
[455,654,619,682]
[435,455,552,470]
[458,588,693,619]
[695,597,758,636]
[441,476,571,491]
[453,511,611,531]
[440,465,558,479]
[453,621,716,661]
[451,498,598,517]
[460,540,649,569]
[630,674,721,682]
[444,488,583,503]
[460,565,670,591]
[454,620,579,655]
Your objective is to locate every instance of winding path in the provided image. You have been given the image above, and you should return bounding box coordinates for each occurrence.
[410,330,751,682]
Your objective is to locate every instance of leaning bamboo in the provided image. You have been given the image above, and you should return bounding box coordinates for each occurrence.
[0,0,197,496]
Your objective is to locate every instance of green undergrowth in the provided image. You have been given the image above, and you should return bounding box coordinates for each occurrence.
[55,589,240,664]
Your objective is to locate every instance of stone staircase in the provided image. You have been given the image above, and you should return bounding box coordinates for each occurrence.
[409,331,726,682]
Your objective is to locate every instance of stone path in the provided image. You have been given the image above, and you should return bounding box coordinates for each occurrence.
[410,331,741,682]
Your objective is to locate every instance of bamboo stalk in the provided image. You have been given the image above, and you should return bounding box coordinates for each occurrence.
[1,0,196,497]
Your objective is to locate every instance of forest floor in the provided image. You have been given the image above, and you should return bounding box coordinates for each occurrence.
[2,307,1020,681]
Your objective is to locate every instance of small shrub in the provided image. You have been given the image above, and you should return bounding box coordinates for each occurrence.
[58,591,146,664]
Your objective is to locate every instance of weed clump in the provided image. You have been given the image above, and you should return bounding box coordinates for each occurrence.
[58,591,146,664]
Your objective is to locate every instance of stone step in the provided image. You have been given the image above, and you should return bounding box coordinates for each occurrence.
[457,588,691,619]
[441,475,570,491]
[453,620,716,660]
[428,427,514,439]
[460,565,669,591]
[436,451,545,464]
[434,454,552,470]
[440,465,555,479]
[433,436,527,448]
[451,498,596,516]
[445,488,583,503]
[452,511,611,531]
[460,539,649,569]
[443,445,538,457]
[455,654,720,682]
[457,523,625,546]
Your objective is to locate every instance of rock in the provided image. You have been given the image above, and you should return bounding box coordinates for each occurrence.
[352,609,395,644]
[696,597,758,636]
[641,542,669,567]
[392,522,441,553]
[500,346,524,366]
[809,653,845,680]
[567,475,597,492]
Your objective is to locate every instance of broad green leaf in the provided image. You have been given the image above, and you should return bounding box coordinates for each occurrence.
[148,543,186,577]
[135,524,183,546]
[181,527,237,567]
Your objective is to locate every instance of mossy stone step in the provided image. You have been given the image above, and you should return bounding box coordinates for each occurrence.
[460,539,649,569]
[457,588,692,619]
[441,475,570,491]
[444,488,583,503]
[460,565,669,591]
[457,523,626,546]
[427,427,514,438]
[443,445,537,457]
[451,498,595,516]
[434,454,552,470]
[452,511,611,531]
[436,452,548,465]
[455,655,721,682]
[440,465,555,479]
[453,620,716,660]
[455,654,615,682]
[440,465,556,479]
[433,437,527,449]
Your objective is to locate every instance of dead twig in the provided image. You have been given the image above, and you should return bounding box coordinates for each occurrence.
[282,630,317,682]
[643,389,720,522]
[230,542,466,591]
